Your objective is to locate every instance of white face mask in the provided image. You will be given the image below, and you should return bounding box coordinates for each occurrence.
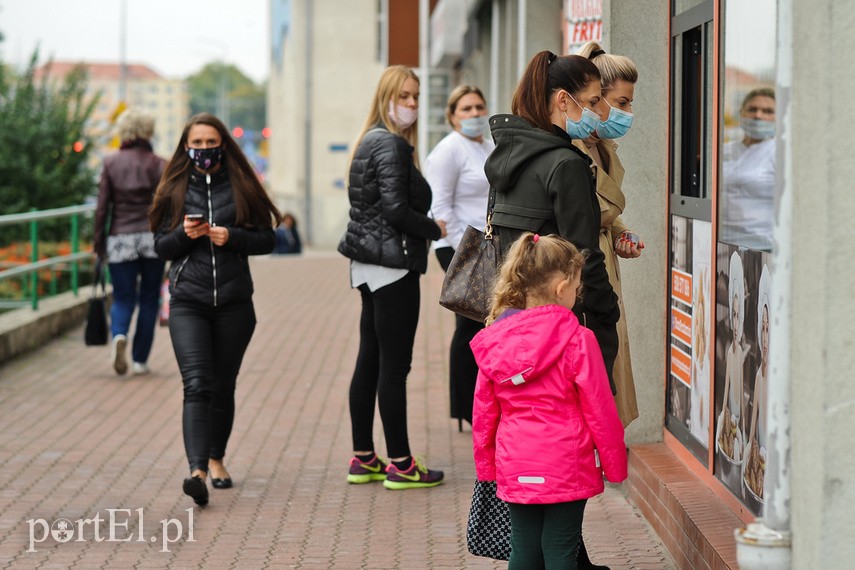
[740,117,775,140]
[459,116,489,138]
[388,100,418,129]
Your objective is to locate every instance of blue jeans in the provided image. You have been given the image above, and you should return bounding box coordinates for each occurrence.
[109,257,166,364]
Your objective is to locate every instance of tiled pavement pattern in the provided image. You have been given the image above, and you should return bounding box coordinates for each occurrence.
[0,253,676,569]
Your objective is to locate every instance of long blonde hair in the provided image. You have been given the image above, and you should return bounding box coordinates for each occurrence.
[487,233,585,325]
[348,65,421,170]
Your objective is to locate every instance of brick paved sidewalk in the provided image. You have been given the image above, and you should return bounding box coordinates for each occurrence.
[0,253,674,569]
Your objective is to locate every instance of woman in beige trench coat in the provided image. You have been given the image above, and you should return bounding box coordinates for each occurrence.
[574,41,642,427]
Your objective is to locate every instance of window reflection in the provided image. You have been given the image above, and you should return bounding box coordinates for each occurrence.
[719,0,777,252]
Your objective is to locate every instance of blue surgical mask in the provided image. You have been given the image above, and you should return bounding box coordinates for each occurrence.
[563,93,600,139]
[459,116,489,139]
[595,102,634,139]
[741,117,775,140]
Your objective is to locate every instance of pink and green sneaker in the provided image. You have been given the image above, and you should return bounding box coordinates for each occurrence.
[383,457,444,490]
[347,454,388,484]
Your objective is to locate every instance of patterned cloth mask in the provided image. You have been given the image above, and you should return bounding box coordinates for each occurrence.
[187,147,223,171]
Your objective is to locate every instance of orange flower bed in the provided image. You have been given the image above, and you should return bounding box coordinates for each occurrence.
[0,241,93,298]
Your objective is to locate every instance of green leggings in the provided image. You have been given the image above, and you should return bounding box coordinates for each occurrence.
[507,499,587,570]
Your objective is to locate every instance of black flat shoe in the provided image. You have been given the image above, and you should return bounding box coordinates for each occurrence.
[211,477,233,489]
[183,476,209,506]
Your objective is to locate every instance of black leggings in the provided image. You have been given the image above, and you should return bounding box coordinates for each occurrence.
[435,247,484,423]
[348,271,420,459]
[169,300,256,473]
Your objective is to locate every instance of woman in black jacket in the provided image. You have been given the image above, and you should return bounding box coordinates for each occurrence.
[338,65,447,490]
[483,51,619,569]
[149,113,282,506]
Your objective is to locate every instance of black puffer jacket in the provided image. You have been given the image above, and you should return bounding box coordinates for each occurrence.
[154,166,275,306]
[337,126,441,274]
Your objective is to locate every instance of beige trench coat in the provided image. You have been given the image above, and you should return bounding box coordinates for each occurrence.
[574,138,639,427]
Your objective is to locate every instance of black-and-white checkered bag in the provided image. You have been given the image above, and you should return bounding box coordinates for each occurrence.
[466,480,511,560]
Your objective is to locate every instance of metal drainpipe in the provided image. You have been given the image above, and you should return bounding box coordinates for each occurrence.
[517,0,526,78]
[489,0,500,113]
[734,0,793,566]
[418,0,429,166]
[303,0,313,244]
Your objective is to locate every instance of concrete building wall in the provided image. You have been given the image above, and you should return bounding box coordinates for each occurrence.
[789,0,855,565]
[605,3,670,445]
[267,0,382,248]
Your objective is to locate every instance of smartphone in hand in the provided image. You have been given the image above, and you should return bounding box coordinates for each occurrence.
[185,213,205,224]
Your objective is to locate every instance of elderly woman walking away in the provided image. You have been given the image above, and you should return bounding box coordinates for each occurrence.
[94,108,166,376]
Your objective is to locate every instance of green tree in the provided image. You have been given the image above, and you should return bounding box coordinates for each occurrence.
[187,62,265,131]
[0,51,98,241]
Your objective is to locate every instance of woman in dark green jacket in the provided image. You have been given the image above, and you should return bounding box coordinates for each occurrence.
[485,51,620,388]
[484,51,619,569]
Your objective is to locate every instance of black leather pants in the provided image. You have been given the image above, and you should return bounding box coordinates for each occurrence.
[169,300,256,474]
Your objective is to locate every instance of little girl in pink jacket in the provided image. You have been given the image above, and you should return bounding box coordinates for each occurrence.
[471,233,627,568]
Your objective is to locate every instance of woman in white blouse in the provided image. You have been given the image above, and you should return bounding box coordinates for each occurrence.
[425,85,495,431]
[720,88,776,251]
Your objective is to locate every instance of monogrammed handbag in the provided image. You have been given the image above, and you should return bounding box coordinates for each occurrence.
[466,480,511,560]
[439,189,500,323]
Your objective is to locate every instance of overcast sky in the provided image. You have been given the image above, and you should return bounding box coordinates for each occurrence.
[0,0,270,83]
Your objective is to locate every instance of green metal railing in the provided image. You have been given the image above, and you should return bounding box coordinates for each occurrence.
[0,204,96,310]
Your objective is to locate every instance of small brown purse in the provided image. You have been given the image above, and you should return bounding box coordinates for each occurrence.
[439,189,501,323]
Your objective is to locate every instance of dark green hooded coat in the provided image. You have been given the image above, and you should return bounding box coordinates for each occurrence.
[484,114,620,388]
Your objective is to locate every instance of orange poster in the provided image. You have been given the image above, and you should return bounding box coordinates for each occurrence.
[671,306,692,347]
[670,344,692,387]
[671,268,693,306]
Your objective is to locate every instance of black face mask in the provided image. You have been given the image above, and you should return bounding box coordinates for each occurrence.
[186,147,223,171]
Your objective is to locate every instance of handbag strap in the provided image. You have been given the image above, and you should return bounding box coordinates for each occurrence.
[91,257,107,297]
[485,187,497,240]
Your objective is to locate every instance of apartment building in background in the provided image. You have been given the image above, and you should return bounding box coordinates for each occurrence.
[37,61,189,164]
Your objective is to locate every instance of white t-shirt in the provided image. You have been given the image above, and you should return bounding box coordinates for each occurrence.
[720,138,776,251]
[350,261,408,292]
[424,130,494,250]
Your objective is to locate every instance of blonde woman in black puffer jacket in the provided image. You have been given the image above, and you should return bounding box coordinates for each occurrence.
[338,65,448,490]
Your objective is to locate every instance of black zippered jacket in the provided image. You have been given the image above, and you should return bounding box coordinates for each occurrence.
[154,166,275,306]
[337,125,441,274]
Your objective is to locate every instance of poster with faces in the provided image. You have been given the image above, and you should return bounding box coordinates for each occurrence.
[713,245,773,515]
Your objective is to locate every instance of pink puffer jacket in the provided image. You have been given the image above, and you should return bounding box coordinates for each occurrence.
[470,305,627,504]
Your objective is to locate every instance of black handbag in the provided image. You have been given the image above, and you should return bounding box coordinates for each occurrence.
[84,258,109,346]
[466,480,512,561]
[439,189,501,323]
